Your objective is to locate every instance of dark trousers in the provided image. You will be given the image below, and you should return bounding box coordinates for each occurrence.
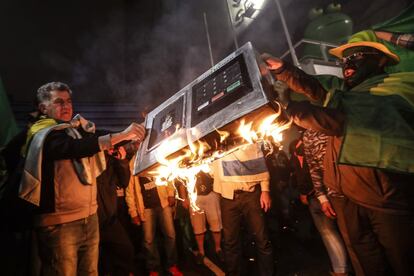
[330,196,414,276]
[220,188,274,276]
[99,217,135,276]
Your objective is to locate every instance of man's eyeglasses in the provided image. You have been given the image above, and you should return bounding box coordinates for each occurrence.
[341,52,381,64]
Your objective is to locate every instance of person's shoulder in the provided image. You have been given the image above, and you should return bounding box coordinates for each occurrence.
[314,75,343,91]
[43,128,70,143]
[47,127,68,136]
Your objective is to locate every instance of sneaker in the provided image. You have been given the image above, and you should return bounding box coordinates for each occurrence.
[195,252,205,265]
[149,271,159,276]
[216,249,225,262]
[168,265,183,276]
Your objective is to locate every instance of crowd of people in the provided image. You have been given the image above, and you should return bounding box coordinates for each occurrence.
[0,26,413,276]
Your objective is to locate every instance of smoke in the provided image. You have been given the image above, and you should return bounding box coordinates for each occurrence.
[72,10,127,101]
[124,1,214,112]
[40,0,299,112]
[60,0,228,113]
[4,0,411,108]
[40,52,73,75]
[44,0,401,109]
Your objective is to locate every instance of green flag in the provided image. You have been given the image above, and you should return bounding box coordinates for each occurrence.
[330,73,414,174]
[372,3,414,33]
[373,3,414,73]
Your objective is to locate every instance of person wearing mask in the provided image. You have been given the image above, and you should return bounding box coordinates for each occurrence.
[262,31,414,276]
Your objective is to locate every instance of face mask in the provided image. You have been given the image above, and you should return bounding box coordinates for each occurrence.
[341,49,386,89]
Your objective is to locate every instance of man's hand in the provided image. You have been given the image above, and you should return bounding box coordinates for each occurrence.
[110,123,146,148]
[374,31,392,41]
[260,191,272,212]
[121,123,146,142]
[71,114,95,132]
[321,201,336,219]
[117,146,127,159]
[131,216,141,225]
[168,196,176,207]
[261,53,284,71]
[299,194,309,205]
[108,146,127,160]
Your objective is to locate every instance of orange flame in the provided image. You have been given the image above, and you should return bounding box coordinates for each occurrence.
[151,109,291,211]
[215,128,230,143]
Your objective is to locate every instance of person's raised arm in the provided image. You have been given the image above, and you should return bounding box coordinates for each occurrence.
[261,53,328,102]
[273,82,345,136]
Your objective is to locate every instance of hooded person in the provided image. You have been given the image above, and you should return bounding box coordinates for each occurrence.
[261,29,414,276]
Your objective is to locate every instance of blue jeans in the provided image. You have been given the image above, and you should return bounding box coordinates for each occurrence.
[36,213,99,276]
[142,206,177,271]
[308,197,348,274]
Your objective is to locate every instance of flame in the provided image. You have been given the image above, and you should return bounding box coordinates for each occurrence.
[150,109,291,211]
[215,128,230,143]
[238,108,292,145]
[152,143,209,212]
[237,119,256,144]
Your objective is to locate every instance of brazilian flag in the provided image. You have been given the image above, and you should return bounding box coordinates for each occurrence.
[330,72,414,174]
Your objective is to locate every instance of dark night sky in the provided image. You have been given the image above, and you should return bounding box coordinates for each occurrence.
[0,0,411,113]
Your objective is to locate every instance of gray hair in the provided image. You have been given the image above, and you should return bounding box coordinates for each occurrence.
[37,82,72,104]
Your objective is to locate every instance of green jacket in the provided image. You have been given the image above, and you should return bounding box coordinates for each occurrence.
[274,64,414,213]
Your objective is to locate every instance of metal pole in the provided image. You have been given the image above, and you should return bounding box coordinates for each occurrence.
[274,0,300,67]
[280,39,338,59]
[224,0,239,50]
[203,12,215,67]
